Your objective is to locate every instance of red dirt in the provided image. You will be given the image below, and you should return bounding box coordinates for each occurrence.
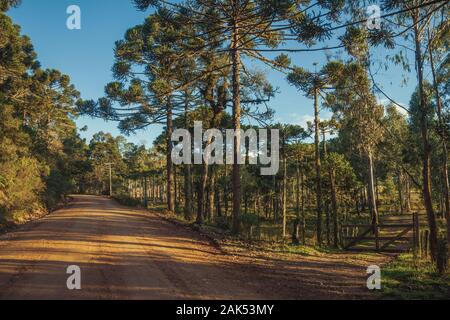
[0,195,388,300]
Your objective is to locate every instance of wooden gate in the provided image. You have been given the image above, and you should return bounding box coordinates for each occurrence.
[343,213,420,253]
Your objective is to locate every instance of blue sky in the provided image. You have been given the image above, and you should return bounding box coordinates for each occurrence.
[8,0,417,147]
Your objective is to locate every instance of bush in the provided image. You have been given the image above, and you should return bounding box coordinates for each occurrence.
[214,216,230,230]
[240,213,260,228]
[0,157,46,223]
[114,195,143,207]
[382,253,450,299]
[437,237,448,274]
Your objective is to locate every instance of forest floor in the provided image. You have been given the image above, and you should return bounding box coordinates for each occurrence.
[0,195,391,300]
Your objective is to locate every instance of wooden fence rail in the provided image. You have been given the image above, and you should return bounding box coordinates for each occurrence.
[343,213,419,253]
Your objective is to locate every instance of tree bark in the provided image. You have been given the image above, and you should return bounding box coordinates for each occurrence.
[224,165,228,216]
[282,157,287,239]
[231,12,241,234]
[166,99,175,212]
[428,31,450,253]
[216,188,222,217]
[405,175,412,213]
[323,129,330,246]
[414,16,438,262]
[330,169,339,248]
[296,162,300,220]
[183,91,193,220]
[368,150,379,250]
[174,166,178,211]
[144,177,148,208]
[273,176,278,223]
[196,162,208,225]
[313,86,323,245]
[300,166,306,244]
[397,169,404,215]
[207,169,215,222]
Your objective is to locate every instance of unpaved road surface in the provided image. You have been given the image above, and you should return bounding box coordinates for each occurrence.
[0,195,386,300]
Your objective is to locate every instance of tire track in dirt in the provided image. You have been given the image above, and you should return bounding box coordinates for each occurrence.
[0,195,387,300]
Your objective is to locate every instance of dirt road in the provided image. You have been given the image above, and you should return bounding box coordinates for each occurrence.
[0,195,386,300]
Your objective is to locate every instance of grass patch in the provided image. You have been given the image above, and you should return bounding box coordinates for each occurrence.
[382,254,450,299]
[274,243,327,256]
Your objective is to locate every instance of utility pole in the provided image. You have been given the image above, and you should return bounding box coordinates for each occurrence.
[105,163,113,197]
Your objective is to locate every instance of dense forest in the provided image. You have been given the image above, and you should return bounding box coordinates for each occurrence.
[1,0,449,278]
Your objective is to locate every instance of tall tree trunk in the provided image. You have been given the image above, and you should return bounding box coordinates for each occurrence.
[375,175,380,205]
[405,175,412,212]
[414,16,438,262]
[216,188,222,217]
[197,162,208,225]
[282,157,287,238]
[207,169,215,222]
[166,99,174,212]
[300,167,306,244]
[224,165,228,216]
[397,169,404,215]
[368,150,379,250]
[323,129,330,246]
[330,169,339,248]
[313,86,323,245]
[174,166,178,211]
[361,188,367,212]
[293,162,301,244]
[184,164,192,219]
[144,177,148,208]
[273,176,278,223]
[231,13,241,234]
[183,91,193,220]
[325,202,331,246]
[296,162,300,219]
[152,176,156,203]
[428,31,450,253]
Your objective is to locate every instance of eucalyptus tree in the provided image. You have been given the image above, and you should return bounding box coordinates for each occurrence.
[87,132,127,194]
[426,10,450,249]
[325,60,384,249]
[379,105,411,215]
[377,0,449,262]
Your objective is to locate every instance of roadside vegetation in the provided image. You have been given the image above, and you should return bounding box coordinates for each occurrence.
[0,0,85,227]
[382,253,450,299]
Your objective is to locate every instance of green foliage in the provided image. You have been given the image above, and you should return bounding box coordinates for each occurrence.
[240,213,260,228]
[0,10,83,224]
[0,157,44,221]
[0,0,20,12]
[382,254,450,299]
